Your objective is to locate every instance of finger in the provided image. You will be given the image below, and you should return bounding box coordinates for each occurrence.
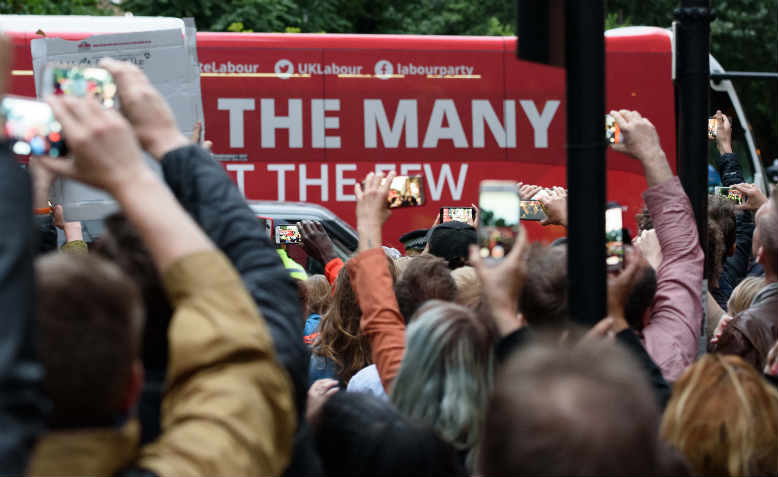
[190,121,202,144]
[37,156,76,179]
[323,386,339,399]
[355,181,364,200]
[60,95,93,125]
[363,172,375,191]
[589,317,615,338]
[379,171,395,196]
[610,110,629,132]
[202,140,213,151]
[100,57,146,92]
[47,96,81,138]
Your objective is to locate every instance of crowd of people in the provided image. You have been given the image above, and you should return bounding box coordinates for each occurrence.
[1,34,777,476]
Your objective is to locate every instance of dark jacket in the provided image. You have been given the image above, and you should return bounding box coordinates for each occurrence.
[0,147,48,473]
[160,145,321,475]
[709,282,778,371]
[710,152,755,308]
[35,213,58,256]
[496,326,671,409]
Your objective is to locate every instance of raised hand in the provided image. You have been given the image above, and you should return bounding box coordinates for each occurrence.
[468,227,529,337]
[355,171,395,251]
[518,182,543,201]
[539,187,568,228]
[610,110,672,186]
[714,110,733,155]
[40,95,151,194]
[100,58,189,160]
[298,220,338,264]
[732,183,767,211]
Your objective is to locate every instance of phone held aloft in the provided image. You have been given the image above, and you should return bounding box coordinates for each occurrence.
[708,117,718,140]
[1,95,67,158]
[478,180,520,259]
[714,186,743,205]
[275,225,302,245]
[440,207,475,224]
[363,175,426,208]
[605,114,621,145]
[42,64,119,109]
[605,203,624,271]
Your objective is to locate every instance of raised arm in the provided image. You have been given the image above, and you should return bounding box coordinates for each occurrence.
[41,78,295,475]
[348,172,407,392]
[610,110,704,382]
[102,59,309,418]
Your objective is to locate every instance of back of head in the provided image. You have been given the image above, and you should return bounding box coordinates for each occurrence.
[315,257,397,382]
[708,194,737,256]
[427,221,477,270]
[519,243,569,328]
[756,189,778,273]
[705,217,726,287]
[727,276,766,316]
[480,339,663,476]
[93,212,172,371]
[36,252,144,427]
[451,265,482,310]
[316,391,465,476]
[304,274,331,316]
[661,354,778,476]
[391,301,493,469]
[395,254,457,322]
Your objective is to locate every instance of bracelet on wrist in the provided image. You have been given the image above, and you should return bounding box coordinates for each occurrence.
[34,206,52,215]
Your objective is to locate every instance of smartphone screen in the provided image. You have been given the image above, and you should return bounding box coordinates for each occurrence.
[387,175,425,208]
[478,181,520,259]
[605,205,624,271]
[605,114,621,145]
[708,117,718,140]
[440,207,475,224]
[43,65,118,109]
[519,200,547,221]
[275,225,302,245]
[0,95,67,158]
[715,186,743,205]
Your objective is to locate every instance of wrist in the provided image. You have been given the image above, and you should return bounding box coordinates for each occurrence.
[717,142,733,155]
[63,222,83,242]
[146,131,189,161]
[112,167,162,205]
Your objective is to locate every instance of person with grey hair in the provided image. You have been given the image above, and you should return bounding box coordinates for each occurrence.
[348,173,494,470]
[391,300,493,469]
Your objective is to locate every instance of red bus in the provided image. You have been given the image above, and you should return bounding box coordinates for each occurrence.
[3,16,767,247]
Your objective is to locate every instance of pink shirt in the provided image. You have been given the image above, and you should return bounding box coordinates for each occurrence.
[641,177,704,382]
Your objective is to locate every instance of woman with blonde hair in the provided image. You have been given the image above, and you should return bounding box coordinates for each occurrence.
[660,354,778,476]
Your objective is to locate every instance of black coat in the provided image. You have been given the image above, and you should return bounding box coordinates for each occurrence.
[160,145,321,475]
[0,145,48,473]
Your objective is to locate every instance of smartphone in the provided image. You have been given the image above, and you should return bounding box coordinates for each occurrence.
[275,225,302,245]
[0,95,67,158]
[440,206,475,224]
[42,64,118,109]
[605,203,624,271]
[714,186,743,205]
[478,180,520,259]
[520,200,547,221]
[386,175,425,208]
[708,117,718,140]
[605,114,621,145]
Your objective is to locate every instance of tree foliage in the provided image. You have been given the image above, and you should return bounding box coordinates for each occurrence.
[0,0,112,15]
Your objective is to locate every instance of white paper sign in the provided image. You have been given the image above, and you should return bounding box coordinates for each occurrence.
[30,28,203,222]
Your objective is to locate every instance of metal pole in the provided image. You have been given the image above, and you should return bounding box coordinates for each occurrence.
[565,0,606,326]
[674,0,713,273]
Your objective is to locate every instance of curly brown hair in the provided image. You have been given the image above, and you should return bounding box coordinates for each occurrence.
[313,255,397,383]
